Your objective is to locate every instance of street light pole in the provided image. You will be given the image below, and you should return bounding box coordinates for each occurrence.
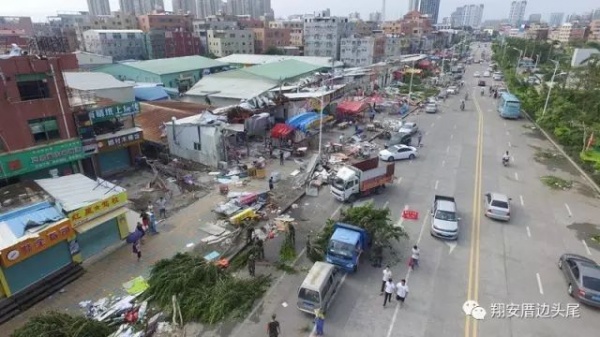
[512,47,523,76]
[541,60,560,120]
[408,60,416,98]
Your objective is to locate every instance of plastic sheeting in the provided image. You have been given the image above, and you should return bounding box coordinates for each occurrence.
[134,86,169,101]
[270,123,294,138]
[244,112,270,136]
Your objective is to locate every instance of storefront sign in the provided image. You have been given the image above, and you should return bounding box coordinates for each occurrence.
[68,191,128,225]
[0,219,73,268]
[88,102,140,123]
[97,130,143,152]
[0,139,87,179]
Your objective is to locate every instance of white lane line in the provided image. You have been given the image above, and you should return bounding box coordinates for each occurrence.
[434,180,439,190]
[519,195,524,207]
[446,146,450,154]
[504,122,507,127]
[526,226,531,238]
[431,122,435,127]
[536,273,544,295]
[450,134,454,140]
[386,212,430,337]
[453,124,456,129]
[442,160,446,167]
[508,141,512,148]
[383,201,390,208]
[582,240,592,256]
[514,172,519,181]
[506,131,510,136]
[565,203,573,217]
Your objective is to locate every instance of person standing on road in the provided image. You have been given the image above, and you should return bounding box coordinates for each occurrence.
[381,265,392,294]
[255,238,265,260]
[288,222,296,245]
[279,150,285,165]
[395,279,409,308]
[314,309,325,335]
[417,131,423,147]
[157,196,167,219]
[383,278,395,307]
[248,253,256,277]
[410,245,420,270]
[269,176,274,191]
[267,314,281,337]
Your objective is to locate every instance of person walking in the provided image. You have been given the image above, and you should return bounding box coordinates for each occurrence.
[417,131,423,147]
[255,238,265,260]
[248,253,256,277]
[246,226,255,245]
[288,222,296,246]
[279,151,284,166]
[383,278,395,307]
[157,196,167,219]
[395,279,409,307]
[269,177,274,191]
[148,210,159,235]
[380,265,392,294]
[267,314,281,337]
[314,309,325,336]
[132,240,142,261]
[136,222,146,244]
[410,245,420,270]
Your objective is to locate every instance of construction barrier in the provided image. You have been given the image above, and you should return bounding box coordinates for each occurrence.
[401,210,419,220]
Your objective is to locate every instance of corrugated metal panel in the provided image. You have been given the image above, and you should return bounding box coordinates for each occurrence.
[77,217,120,260]
[98,148,131,175]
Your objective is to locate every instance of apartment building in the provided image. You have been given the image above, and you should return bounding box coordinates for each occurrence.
[450,4,484,28]
[303,16,350,59]
[385,35,408,59]
[252,27,291,53]
[87,0,111,16]
[549,13,565,27]
[196,0,223,18]
[165,30,202,57]
[528,13,542,23]
[419,0,441,24]
[269,20,303,46]
[206,29,254,57]
[82,29,147,61]
[382,12,433,36]
[226,0,273,19]
[340,35,385,67]
[0,16,34,36]
[508,1,527,27]
[589,20,600,42]
[0,30,29,53]
[0,54,87,184]
[548,23,585,43]
[524,24,549,41]
[137,14,194,32]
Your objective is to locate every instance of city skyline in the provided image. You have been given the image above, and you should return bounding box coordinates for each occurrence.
[0,0,598,23]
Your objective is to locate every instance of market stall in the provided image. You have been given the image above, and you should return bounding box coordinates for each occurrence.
[336,100,368,122]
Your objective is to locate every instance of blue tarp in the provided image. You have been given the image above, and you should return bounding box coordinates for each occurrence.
[296,115,321,132]
[286,112,318,128]
[0,201,64,238]
[134,86,169,101]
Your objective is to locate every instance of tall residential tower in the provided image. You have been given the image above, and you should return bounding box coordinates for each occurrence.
[508,1,527,27]
[87,0,111,16]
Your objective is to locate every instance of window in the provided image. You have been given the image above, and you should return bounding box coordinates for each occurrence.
[193,142,201,151]
[17,74,50,101]
[28,117,60,143]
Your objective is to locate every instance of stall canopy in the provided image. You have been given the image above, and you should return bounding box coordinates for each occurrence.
[337,101,368,115]
[270,123,294,138]
[286,112,318,128]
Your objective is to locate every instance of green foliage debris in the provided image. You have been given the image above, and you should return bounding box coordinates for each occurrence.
[11,312,114,337]
[540,175,573,190]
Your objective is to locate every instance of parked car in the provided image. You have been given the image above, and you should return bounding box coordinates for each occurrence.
[425,103,438,113]
[473,71,481,78]
[447,86,458,94]
[378,145,418,161]
[558,254,600,308]
[478,80,487,87]
[483,71,491,77]
[484,192,511,221]
[385,132,412,148]
[399,122,418,135]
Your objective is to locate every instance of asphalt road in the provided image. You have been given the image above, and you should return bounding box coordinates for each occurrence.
[221,45,600,337]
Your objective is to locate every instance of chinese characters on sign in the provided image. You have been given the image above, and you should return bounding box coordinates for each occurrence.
[88,102,141,123]
[489,303,581,319]
[68,191,128,225]
[0,221,73,268]
[96,130,143,152]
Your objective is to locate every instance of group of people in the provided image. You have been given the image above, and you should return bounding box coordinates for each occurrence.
[131,196,169,261]
[381,245,420,308]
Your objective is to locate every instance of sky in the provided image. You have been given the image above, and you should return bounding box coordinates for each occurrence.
[0,0,597,23]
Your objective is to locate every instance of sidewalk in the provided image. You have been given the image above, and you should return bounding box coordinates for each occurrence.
[0,161,302,334]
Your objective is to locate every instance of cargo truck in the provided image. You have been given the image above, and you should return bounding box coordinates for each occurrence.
[325,223,370,272]
[330,157,395,202]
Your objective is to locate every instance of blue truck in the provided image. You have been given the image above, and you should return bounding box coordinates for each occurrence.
[325,223,370,272]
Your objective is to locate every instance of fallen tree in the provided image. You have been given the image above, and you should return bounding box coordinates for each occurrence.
[11,312,114,337]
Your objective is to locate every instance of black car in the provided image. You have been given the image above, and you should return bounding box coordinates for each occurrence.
[477,80,486,87]
[384,132,412,148]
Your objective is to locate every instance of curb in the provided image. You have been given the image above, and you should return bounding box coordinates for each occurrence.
[522,113,600,195]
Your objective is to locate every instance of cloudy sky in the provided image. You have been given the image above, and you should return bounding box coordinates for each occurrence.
[0,0,597,22]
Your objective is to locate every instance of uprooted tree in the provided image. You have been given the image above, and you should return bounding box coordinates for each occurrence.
[11,312,115,337]
[307,203,408,262]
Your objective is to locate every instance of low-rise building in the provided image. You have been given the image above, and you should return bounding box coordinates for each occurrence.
[63,72,134,104]
[207,29,255,57]
[269,20,303,47]
[303,16,350,59]
[382,11,433,36]
[0,29,29,53]
[165,30,202,57]
[340,35,386,67]
[82,29,147,61]
[137,13,194,33]
[524,24,549,41]
[73,51,113,70]
[385,35,410,59]
[548,23,586,43]
[216,54,343,69]
[252,27,291,54]
[0,16,34,36]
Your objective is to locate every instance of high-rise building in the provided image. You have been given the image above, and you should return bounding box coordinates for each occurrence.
[87,0,111,16]
[172,0,197,16]
[528,13,541,23]
[369,12,382,22]
[419,0,441,24]
[549,12,564,27]
[119,0,136,14]
[408,0,420,12]
[593,9,600,20]
[303,16,350,60]
[508,1,527,27]
[120,0,165,15]
[197,0,223,18]
[450,4,484,28]
[226,0,272,19]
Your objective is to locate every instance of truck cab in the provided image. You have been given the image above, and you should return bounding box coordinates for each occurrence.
[330,157,395,203]
[325,223,369,272]
[331,167,360,201]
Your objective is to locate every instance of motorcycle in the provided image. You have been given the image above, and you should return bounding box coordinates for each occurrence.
[502,157,509,167]
[460,101,465,111]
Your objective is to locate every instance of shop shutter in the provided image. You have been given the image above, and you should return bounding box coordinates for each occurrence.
[77,218,120,260]
[98,148,131,175]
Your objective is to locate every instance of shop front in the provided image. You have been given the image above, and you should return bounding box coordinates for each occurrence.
[95,128,143,177]
[0,204,75,297]
[0,139,88,183]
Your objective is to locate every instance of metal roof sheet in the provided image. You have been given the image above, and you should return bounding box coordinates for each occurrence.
[63,72,133,91]
[240,59,324,81]
[185,70,278,100]
[121,56,228,75]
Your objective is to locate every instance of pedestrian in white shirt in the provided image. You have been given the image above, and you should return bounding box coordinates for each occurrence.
[410,245,420,270]
[395,279,409,307]
[380,266,392,295]
[383,278,395,307]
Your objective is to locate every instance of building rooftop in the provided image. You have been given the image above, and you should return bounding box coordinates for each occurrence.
[64,72,132,91]
[0,201,65,250]
[216,54,343,68]
[84,29,144,34]
[35,174,126,212]
[241,59,324,81]
[137,102,210,144]
[185,69,278,100]
[120,56,228,76]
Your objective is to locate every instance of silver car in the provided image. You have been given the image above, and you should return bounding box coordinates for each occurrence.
[484,192,511,221]
[558,254,600,308]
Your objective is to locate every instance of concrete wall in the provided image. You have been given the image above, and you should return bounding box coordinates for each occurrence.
[166,123,222,167]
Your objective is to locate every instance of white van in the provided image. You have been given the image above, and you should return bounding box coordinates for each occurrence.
[297,262,342,314]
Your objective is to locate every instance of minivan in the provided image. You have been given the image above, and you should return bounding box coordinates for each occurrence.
[297,262,342,314]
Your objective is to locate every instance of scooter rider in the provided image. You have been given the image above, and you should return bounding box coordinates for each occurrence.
[464,92,469,101]
[480,87,485,96]
[460,99,465,111]
[502,151,510,165]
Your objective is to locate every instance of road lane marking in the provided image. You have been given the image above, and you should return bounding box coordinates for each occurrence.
[451,134,454,140]
[386,212,430,337]
[442,160,446,167]
[435,180,439,190]
[431,122,435,127]
[519,195,524,207]
[536,273,544,295]
[233,204,343,337]
[446,146,450,154]
[508,141,512,148]
[383,201,389,208]
[506,131,510,136]
[514,172,519,181]
[582,240,592,255]
[565,203,573,217]
[454,124,457,129]
[526,226,531,238]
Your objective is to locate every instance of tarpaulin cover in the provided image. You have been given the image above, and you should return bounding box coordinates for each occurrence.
[270,123,294,138]
[286,112,318,128]
[134,86,169,101]
[337,101,368,114]
[244,112,270,136]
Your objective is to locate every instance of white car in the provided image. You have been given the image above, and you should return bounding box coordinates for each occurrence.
[425,103,437,113]
[473,71,481,78]
[483,71,491,77]
[484,192,511,221]
[378,145,418,162]
[446,86,458,94]
[399,122,418,135]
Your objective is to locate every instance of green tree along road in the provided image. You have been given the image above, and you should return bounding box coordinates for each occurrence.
[492,38,600,183]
